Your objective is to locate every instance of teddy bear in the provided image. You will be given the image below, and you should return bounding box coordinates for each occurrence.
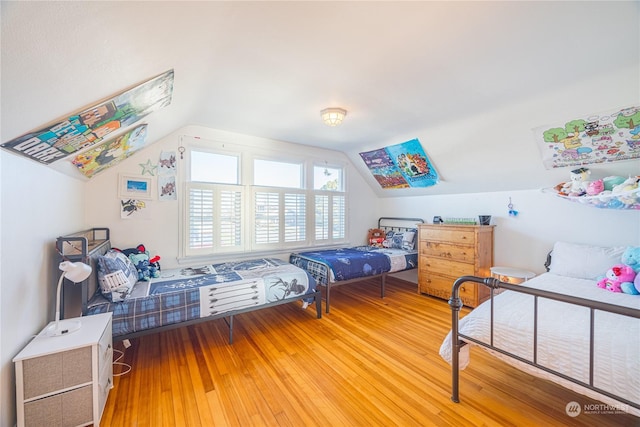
[597,264,638,294]
[561,167,590,197]
[622,246,640,274]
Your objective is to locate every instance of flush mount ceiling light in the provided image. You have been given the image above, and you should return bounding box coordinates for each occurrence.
[321,108,347,127]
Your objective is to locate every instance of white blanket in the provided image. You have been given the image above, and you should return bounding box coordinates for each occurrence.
[439,273,640,416]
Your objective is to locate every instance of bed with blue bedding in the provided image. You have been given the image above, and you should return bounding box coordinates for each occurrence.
[290,217,422,312]
[57,229,321,343]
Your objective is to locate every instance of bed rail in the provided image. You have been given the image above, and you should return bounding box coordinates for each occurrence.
[448,275,640,411]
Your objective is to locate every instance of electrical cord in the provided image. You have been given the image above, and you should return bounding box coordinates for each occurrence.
[112,348,132,376]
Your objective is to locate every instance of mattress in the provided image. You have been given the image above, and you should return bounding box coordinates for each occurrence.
[290,246,418,285]
[85,258,316,337]
[439,272,640,416]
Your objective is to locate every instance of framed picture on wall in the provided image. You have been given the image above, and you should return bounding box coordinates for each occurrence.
[119,174,153,200]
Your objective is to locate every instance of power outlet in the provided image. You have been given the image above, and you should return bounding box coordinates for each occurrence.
[123,339,131,349]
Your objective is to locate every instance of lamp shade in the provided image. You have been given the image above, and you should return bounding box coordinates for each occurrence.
[60,261,92,283]
[321,108,347,127]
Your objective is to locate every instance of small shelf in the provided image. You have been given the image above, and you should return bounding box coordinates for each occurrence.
[542,186,640,210]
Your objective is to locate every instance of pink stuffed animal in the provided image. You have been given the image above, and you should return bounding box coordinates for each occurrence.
[597,264,637,293]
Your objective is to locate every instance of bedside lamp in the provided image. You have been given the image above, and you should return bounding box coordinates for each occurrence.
[46,261,92,337]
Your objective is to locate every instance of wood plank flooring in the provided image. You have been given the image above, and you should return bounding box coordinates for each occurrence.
[102,278,639,426]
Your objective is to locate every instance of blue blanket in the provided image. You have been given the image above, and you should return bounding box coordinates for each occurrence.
[295,247,391,282]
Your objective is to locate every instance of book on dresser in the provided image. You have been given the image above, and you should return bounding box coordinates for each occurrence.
[418,223,494,307]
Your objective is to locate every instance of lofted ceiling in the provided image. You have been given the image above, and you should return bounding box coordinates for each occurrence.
[1,1,639,196]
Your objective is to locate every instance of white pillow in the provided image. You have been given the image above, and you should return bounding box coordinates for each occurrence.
[548,241,626,280]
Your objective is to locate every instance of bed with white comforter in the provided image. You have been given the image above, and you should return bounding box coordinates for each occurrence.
[440,242,640,417]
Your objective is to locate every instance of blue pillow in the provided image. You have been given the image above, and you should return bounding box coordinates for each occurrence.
[96,250,138,302]
[390,230,417,251]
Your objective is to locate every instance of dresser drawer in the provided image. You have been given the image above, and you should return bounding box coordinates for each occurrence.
[24,384,92,427]
[422,257,475,277]
[419,273,480,306]
[419,241,475,262]
[419,227,476,245]
[22,347,92,400]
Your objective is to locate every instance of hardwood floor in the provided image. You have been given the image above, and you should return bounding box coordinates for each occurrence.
[102,278,639,426]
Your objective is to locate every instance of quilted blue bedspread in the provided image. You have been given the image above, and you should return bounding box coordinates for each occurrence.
[85,258,316,337]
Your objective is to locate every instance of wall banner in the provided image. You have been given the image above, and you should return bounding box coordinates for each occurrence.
[71,124,148,178]
[359,138,439,189]
[1,69,174,164]
[533,105,640,169]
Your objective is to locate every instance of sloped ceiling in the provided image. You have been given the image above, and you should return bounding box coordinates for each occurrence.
[1,1,638,196]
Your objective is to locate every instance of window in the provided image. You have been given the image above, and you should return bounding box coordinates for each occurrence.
[182,145,346,259]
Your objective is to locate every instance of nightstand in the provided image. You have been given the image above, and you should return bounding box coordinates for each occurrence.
[13,313,113,427]
[490,266,536,284]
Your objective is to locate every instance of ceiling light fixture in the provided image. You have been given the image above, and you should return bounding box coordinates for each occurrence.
[321,108,347,127]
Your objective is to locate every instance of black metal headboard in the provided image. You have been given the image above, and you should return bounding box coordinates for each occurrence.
[377,217,424,232]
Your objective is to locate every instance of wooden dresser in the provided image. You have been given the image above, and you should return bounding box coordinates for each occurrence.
[418,224,494,307]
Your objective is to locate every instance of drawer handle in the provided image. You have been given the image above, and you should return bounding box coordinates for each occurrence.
[460,286,466,292]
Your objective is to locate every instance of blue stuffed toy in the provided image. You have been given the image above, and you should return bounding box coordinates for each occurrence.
[116,244,161,281]
[621,246,640,274]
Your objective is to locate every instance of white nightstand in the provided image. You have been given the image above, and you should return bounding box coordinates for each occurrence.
[13,313,113,427]
[490,266,536,284]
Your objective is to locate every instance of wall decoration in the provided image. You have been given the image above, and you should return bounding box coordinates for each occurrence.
[139,158,157,176]
[119,174,153,200]
[1,69,174,164]
[71,124,148,177]
[120,199,150,219]
[158,151,177,175]
[359,138,439,189]
[533,105,640,169]
[158,175,177,201]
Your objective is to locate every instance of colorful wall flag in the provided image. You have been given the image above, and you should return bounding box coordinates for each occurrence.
[533,105,640,169]
[360,138,438,189]
[1,70,174,164]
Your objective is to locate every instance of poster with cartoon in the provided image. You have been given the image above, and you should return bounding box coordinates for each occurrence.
[533,105,640,169]
[158,175,177,201]
[359,138,438,189]
[158,150,177,175]
[71,124,148,178]
[120,199,149,219]
[1,70,174,164]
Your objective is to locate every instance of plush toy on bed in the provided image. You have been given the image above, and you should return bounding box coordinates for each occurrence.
[368,228,386,247]
[621,246,640,273]
[115,244,161,281]
[597,264,638,294]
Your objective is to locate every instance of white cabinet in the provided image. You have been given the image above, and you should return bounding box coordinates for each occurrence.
[13,313,113,427]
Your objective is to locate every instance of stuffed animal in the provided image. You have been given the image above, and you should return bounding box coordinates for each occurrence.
[597,264,637,294]
[114,244,161,281]
[635,272,640,294]
[561,167,590,197]
[621,246,640,273]
[586,179,604,196]
[368,228,386,247]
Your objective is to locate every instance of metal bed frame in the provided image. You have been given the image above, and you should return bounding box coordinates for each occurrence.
[292,217,424,313]
[57,228,322,343]
[448,275,640,412]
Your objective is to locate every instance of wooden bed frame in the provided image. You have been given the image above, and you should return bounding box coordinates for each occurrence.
[291,217,424,313]
[448,275,640,413]
[57,228,322,343]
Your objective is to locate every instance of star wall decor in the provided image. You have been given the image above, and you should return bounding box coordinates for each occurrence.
[139,159,158,176]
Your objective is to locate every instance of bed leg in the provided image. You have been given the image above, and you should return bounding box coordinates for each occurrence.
[315,291,322,318]
[325,284,331,314]
[228,315,234,344]
[449,291,464,403]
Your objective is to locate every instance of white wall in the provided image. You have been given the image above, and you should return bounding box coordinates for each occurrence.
[84,125,380,269]
[0,151,86,427]
[382,189,640,275]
